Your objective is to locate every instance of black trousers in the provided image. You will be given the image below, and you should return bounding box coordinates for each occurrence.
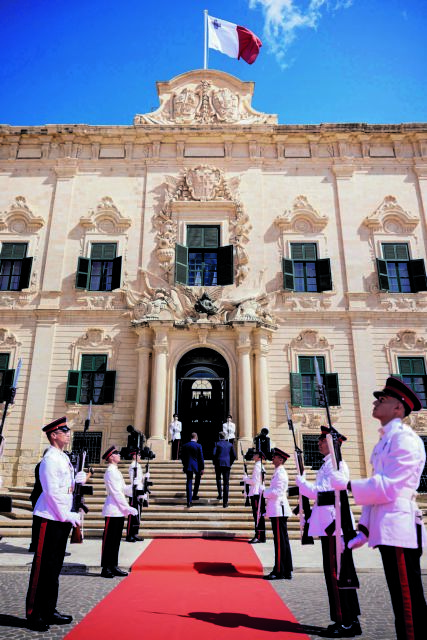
[171,439,181,460]
[379,544,427,640]
[126,499,141,540]
[101,516,124,569]
[270,516,293,576]
[185,471,201,504]
[26,516,72,620]
[320,535,360,625]
[215,466,231,506]
[250,495,266,540]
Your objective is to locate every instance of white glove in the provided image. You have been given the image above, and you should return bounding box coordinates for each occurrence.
[133,478,140,485]
[0,476,3,489]
[295,474,305,487]
[128,507,138,517]
[144,472,150,480]
[348,532,368,550]
[243,474,249,482]
[75,471,87,485]
[330,463,348,490]
[67,512,81,527]
[260,484,266,493]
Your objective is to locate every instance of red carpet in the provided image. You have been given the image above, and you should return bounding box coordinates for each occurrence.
[65,538,310,639]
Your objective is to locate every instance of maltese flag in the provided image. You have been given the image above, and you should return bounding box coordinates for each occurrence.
[207,15,262,65]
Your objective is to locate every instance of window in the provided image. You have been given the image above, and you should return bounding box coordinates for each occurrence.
[283,243,332,292]
[290,356,340,407]
[66,354,116,404]
[175,226,234,286]
[0,353,15,403]
[72,431,103,464]
[76,243,122,291]
[0,243,33,291]
[396,359,427,409]
[302,434,324,470]
[376,244,427,293]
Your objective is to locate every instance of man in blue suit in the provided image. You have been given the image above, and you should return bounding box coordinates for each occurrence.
[181,432,204,508]
[213,432,236,508]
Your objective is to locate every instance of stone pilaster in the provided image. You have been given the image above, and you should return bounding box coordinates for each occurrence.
[253,328,271,430]
[236,326,253,451]
[148,326,169,458]
[134,327,152,439]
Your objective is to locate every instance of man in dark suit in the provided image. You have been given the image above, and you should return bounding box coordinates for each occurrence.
[213,432,236,508]
[181,432,204,508]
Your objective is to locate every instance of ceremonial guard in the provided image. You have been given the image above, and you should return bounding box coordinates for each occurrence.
[331,377,427,640]
[101,445,138,578]
[169,413,182,460]
[213,432,237,508]
[126,448,144,542]
[222,414,236,445]
[243,450,266,543]
[296,427,361,638]
[25,417,86,632]
[263,447,293,580]
[181,432,204,507]
[254,427,272,460]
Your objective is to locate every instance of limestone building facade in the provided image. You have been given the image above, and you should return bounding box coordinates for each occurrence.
[1,69,427,486]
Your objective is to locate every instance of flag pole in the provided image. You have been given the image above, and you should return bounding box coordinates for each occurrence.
[204,9,208,69]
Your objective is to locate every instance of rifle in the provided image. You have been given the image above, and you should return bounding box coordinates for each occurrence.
[142,445,154,508]
[256,463,265,528]
[130,430,145,517]
[0,358,21,513]
[286,401,314,545]
[314,358,359,589]
[239,443,250,507]
[70,402,94,544]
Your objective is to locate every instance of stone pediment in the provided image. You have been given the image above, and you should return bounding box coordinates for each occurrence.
[134,70,277,126]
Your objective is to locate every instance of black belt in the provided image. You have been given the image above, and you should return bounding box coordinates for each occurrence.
[317,490,347,506]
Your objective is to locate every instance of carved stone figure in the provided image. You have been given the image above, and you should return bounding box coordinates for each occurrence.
[186,166,222,201]
[211,88,239,122]
[173,88,200,124]
[194,292,218,316]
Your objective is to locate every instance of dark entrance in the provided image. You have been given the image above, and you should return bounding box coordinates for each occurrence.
[176,348,229,459]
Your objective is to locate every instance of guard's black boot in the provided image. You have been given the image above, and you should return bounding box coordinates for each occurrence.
[112,566,128,576]
[48,611,73,625]
[27,616,50,632]
[101,567,115,578]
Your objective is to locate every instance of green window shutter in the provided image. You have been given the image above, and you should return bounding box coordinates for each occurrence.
[0,368,14,402]
[81,354,107,371]
[0,354,10,369]
[398,357,426,375]
[18,257,33,290]
[395,244,410,260]
[412,359,426,375]
[217,245,234,285]
[382,243,409,261]
[0,243,27,259]
[408,259,427,292]
[398,358,413,375]
[175,244,188,285]
[66,371,81,403]
[187,227,204,248]
[299,356,314,374]
[102,370,116,403]
[291,243,317,260]
[111,256,122,290]
[290,373,303,406]
[324,373,340,406]
[376,258,389,291]
[282,258,295,290]
[90,243,117,259]
[187,226,219,248]
[203,227,219,248]
[316,258,332,292]
[76,257,90,289]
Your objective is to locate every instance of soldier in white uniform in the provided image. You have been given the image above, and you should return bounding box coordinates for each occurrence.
[222,414,236,445]
[296,427,361,638]
[169,413,182,460]
[25,417,87,632]
[100,445,138,578]
[243,450,266,543]
[263,447,293,580]
[331,377,427,640]
[125,448,145,542]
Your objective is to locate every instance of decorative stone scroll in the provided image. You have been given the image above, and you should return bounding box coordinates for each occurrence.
[79,197,132,234]
[274,195,328,234]
[362,196,419,234]
[0,196,45,233]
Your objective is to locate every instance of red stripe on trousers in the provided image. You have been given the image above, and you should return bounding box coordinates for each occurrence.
[26,519,47,616]
[395,547,415,640]
[328,534,342,624]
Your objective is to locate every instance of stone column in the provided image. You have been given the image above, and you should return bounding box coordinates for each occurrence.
[253,328,271,430]
[236,326,253,452]
[148,325,169,458]
[134,327,152,437]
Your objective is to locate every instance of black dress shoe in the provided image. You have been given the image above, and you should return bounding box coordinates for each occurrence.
[249,537,265,544]
[101,568,115,578]
[319,621,362,637]
[217,495,222,500]
[283,573,292,579]
[49,611,73,625]
[27,617,50,632]
[223,502,228,508]
[112,566,128,576]
[192,496,200,500]
[186,502,191,508]
[263,571,285,580]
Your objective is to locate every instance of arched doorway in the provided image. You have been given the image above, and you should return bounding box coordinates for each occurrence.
[176,348,229,458]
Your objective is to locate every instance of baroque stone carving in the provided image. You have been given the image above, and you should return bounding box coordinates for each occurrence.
[153,167,251,285]
[79,197,132,233]
[291,408,341,430]
[281,292,334,311]
[388,330,427,351]
[274,195,328,234]
[379,294,427,311]
[194,292,218,316]
[76,292,124,310]
[74,328,114,348]
[0,329,21,348]
[363,196,419,233]
[290,329,329,350]
[0,196,45,233]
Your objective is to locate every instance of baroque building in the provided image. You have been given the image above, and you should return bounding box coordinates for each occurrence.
[1,69,427,486]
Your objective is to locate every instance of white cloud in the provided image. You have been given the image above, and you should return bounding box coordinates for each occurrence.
[249,0,354,67]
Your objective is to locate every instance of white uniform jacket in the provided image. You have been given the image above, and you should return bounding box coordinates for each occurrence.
[352,418,427,549]
[169,420,182,441]
[264,465,292,518]
[222,421,236,441]
[34,446,75,522]
[128,462,144,490]
[296,454,351,537]
[245,460,265,497]
[102,464,134,518]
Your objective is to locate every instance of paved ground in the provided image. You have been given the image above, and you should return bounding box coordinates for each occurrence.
[0,537,425,639]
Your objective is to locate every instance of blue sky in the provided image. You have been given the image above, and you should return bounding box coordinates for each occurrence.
[1,0,426,126]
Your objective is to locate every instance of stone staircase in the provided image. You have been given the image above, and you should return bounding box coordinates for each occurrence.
[1,460,424,539]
